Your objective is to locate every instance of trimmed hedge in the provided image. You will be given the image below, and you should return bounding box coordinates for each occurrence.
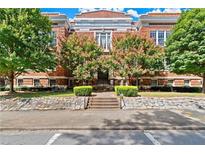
[73,86,93,96]
[115,86,138,97]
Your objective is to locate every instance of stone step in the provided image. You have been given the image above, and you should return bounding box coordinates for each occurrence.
[89,103,119,106]
[90,97,117,100]
[88,105,120,109]
[88,97,120,109]
[89,100,118,103]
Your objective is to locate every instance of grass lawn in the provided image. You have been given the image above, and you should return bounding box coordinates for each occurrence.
[0,90,74,99]
[139,91,205,97]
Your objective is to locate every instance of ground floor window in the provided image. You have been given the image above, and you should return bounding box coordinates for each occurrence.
[0,78,5,86]
[50,79,56,87]
[151,80,158,87]
[34,79,40,87]
[168,80,174,86]
[184,80,190,87]
[17,79,23,86]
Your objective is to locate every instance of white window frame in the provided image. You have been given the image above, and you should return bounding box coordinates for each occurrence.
[150,30,170,46]
[33,79,40,87]
[95,31,112,52]
[51,31,57,47]
[151,79,158,87]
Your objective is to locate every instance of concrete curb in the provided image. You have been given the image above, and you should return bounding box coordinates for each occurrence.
[1,126,205,131]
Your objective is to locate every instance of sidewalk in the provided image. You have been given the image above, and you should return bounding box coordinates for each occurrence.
[0,109,205,130]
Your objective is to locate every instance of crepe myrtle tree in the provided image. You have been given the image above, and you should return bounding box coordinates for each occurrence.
[61,33,103,85]
[111,32,164,86]
[166,8,205,93]
[0,9,57,93]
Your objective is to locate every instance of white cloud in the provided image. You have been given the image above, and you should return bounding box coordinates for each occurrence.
[150,8,162,13]
[78,8,97,13]
[163,8,181,13]
[127,9,139,17]
[148,8,182,14]
[112,8,124,12]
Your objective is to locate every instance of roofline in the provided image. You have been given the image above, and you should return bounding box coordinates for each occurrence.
[74,17,132,20]
[139,12,181,18]
[75,9,132,18]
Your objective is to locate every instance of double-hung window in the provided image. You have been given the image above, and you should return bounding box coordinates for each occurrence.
[150,30,171,46]
[96,32,111,52]
[150,31,157,44]
[158,31,165,46]
[50,79,56,87]
[34,79,40,87]
[18,79,23,86]
[51,31,57,46]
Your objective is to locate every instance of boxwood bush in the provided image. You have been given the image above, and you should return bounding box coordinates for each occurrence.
[115,86,138,97]
[73,86,93,96]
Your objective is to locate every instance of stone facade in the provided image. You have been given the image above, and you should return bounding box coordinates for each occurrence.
[122,97,205,110]
[0,96,88,111]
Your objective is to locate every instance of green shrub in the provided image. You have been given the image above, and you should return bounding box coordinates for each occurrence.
[115,86,138,97]
[15,86,30,91]
[73,86,93,96]
[0,86,5,91]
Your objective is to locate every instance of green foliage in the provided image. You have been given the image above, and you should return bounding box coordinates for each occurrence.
[61,33,102,82]
[0,9,57,91]
[166,8,205,76]
[73,86,93,96]
[115,86,138,97]
[111,33,164,81]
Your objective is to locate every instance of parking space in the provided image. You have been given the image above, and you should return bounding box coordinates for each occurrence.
[1,130,205,145]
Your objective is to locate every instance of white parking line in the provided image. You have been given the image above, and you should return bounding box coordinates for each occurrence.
[46,133,62,145]
[144,131,161,145]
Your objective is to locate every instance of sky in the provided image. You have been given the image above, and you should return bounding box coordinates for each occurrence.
[41,8,188,21]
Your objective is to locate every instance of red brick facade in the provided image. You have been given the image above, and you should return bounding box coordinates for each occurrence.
[0,11,202,89]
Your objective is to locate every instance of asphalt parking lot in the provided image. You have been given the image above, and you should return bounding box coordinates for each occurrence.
[1,130,205,145]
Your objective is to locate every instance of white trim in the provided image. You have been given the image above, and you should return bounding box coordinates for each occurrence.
[17,76,69,79]
[156,30,158,45]
[141,76,202,80]
[74,18,132,20]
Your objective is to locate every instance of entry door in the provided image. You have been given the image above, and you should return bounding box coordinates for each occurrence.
[97,70,109,84]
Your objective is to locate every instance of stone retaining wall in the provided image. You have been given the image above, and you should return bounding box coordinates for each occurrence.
[122,97,205,110]
[0,97,88,111]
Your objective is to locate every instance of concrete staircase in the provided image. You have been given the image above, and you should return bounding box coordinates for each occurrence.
[87,97,120,109]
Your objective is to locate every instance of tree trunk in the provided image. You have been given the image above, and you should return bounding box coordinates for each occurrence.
[120,79,124,86]
[9,72,15,93]
[202,73,205,94]
[136,77,139,87]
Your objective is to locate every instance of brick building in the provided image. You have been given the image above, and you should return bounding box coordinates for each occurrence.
[0,10,202,89]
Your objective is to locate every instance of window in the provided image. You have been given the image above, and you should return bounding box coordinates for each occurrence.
[0,78,5,86]
[150,30,171,46]
[167,80,174,86]
[18,79,23,86]
[158,31,165,46]
[96,32,111,51]
[34,79,40,87]
[51,31,57,46]
[184,80,190,87]
[166,31,171,40]
[151,80,158,87]
[50,79,56,87]
[150,31,157,44]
